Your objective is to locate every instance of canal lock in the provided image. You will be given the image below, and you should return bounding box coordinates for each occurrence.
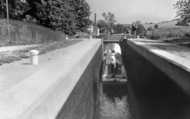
[97,43,133,119]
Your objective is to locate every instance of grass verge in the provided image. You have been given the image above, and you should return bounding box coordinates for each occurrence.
[0,40,81,65]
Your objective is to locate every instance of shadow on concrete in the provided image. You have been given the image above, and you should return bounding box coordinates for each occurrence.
[121,40,190,119]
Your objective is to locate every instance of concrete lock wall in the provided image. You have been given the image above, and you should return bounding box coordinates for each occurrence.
[56,46,102,119]
[0,39,102,119]
[120,39,190,119]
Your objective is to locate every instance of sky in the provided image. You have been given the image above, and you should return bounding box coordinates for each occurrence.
[86,0,178,24]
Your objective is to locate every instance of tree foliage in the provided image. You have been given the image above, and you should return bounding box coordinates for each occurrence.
[0,0,91,35]
[175,0,190,25]
[113,24,129,34]
[154,24,159,29]
[102,12,116,33]
[70,0,91,32]
[97,19,108,33]
[132,21,146,36]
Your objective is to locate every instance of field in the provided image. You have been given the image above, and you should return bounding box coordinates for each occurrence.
[145,19,190,43]
[0,40,80,65]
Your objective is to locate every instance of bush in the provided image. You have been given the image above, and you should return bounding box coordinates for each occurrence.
[145,26,190,40]
[154,24,159,29]
[176,21,189,26]
[184,33,190,37]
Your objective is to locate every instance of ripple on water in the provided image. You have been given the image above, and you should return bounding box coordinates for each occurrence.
[99,84,132,119]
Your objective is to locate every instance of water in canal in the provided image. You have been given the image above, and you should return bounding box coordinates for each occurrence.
[98,83,132,119]
[98,43,132,119]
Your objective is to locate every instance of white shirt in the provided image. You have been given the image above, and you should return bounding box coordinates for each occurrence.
[110,53,116,64]
[113,44,121,54]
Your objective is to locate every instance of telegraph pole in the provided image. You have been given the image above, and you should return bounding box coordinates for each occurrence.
[6,0,10,43]
[94,13,97,26]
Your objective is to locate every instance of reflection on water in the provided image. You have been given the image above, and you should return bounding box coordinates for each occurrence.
[99,84,132,119]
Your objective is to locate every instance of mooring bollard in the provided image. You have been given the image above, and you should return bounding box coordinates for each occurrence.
[30,50,39,65]
[66,35,69,40]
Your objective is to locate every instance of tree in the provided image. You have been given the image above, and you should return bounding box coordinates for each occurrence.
[46,0,76,35]
[97,19,108,33]
[154,24,159,29]
[0,0,91,35]
[69,0,91,32]
[0,0,20,18]
[147,26,153,31]
[102,12,116,33]
[132,21,146,36]
[175,0,190,25]
[113,24,129,34]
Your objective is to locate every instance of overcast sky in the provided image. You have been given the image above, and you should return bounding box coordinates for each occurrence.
[86,0,178,24]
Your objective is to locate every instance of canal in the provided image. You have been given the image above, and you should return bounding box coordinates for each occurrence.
[98,43,133,119]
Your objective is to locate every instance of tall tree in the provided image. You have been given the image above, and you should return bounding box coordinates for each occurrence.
[69,0,91,32]
[113,24,129,34]
[46,0,76,35]
[175,0,190,25]
[97,19,108,33]
[132,21,146,36]
[0,0,91,35]
[102,12,116,33]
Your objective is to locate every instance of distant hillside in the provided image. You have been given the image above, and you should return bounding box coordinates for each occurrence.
[144,22,155,29]
[157,19,179,28]
[145,18,190,41]
[144,19,181,29]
